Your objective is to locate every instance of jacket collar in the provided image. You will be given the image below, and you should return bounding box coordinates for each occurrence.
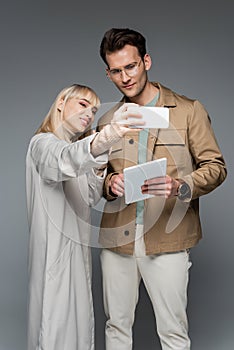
[152,82,177,108]
[121,82,177,108]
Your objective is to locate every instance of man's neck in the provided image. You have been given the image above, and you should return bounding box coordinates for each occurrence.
[128,81,159,106]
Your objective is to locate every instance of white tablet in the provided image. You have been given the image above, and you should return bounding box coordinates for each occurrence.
[119,106,169,129]
[123,158,167,204]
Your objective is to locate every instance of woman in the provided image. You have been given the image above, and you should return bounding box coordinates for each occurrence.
[26,83,143,350]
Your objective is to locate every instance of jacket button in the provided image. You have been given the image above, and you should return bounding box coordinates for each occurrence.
[129,139,134,144]
[124,230,130,236]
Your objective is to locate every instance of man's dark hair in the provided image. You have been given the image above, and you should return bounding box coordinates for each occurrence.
[100,28,147,66]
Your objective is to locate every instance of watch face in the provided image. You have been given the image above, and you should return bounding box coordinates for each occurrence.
[180,183,189,195]
[178,182,191,200]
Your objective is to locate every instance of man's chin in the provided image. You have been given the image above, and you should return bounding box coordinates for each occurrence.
[119,87,137,99]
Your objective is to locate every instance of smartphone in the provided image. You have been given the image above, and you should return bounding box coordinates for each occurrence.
[126,106,169,128]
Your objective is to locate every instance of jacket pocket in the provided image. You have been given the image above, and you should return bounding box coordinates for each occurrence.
[108,139,124,173]
[154,128,189,167]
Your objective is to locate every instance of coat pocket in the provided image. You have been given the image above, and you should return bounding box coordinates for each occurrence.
[47,239,74,280]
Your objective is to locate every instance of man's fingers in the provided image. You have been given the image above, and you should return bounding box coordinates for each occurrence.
[110,174,125,196]
[144,176,167,186]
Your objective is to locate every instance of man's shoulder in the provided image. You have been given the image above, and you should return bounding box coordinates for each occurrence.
[155,81,197,106]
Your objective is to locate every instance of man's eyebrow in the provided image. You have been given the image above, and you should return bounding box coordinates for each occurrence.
[109,61,137,70]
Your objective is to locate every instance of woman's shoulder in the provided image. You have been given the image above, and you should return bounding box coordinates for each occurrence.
[27,132,59,154]
[31,132,55,141]
[29,132,59,146]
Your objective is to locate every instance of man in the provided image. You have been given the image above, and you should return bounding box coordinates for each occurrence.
[97,27,227,350]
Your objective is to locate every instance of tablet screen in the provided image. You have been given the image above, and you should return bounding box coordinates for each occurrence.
[123,158,167,204]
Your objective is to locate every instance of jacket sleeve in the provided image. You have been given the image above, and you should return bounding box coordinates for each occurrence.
[182,100,227,199]
[29,133,108,182]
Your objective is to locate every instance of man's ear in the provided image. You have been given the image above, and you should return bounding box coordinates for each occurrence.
[144,53,152,71]
[106,68,112,80]
[57,99,64,112]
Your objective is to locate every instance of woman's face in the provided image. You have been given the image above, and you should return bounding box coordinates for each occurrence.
[60,96,97,133]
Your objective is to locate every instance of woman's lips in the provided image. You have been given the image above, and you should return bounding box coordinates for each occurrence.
[80,117,90,127]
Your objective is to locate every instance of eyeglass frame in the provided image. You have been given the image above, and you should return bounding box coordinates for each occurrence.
[107,59,143,80]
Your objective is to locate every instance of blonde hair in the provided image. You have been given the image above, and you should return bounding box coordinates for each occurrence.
[35,84,100,141]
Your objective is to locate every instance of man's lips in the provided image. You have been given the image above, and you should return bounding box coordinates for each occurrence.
[123,82,135,89]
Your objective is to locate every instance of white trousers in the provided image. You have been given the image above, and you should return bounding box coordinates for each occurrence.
[100,225,192,350]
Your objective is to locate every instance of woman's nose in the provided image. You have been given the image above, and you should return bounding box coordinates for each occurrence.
[86,107,93,118]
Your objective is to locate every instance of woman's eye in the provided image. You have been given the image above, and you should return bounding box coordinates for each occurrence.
[79,102,87,107]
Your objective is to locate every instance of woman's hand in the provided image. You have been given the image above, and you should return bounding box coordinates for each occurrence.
[111,103,145,136]
[91,103,144,157]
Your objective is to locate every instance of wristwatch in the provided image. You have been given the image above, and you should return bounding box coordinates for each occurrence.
[177,181,191,201]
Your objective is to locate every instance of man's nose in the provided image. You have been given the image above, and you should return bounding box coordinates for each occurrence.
[121,69,131,82]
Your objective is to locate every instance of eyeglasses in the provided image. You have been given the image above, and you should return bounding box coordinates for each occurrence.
[108,60,142,80]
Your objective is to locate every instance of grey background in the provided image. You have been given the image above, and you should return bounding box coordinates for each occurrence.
[0,1,233,349]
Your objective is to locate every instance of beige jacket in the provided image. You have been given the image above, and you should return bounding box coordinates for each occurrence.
[97,82,227,255]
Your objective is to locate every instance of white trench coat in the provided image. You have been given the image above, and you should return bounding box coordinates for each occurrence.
[26,132,107,350]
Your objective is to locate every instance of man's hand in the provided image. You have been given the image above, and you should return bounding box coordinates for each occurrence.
[109,173,125,197]
[141,175,180,198]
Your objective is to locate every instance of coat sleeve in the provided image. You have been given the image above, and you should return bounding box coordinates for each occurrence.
[87,168,107,206]
[29,133,108,182]
[182,100,227,199]
[96,108,121,202]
